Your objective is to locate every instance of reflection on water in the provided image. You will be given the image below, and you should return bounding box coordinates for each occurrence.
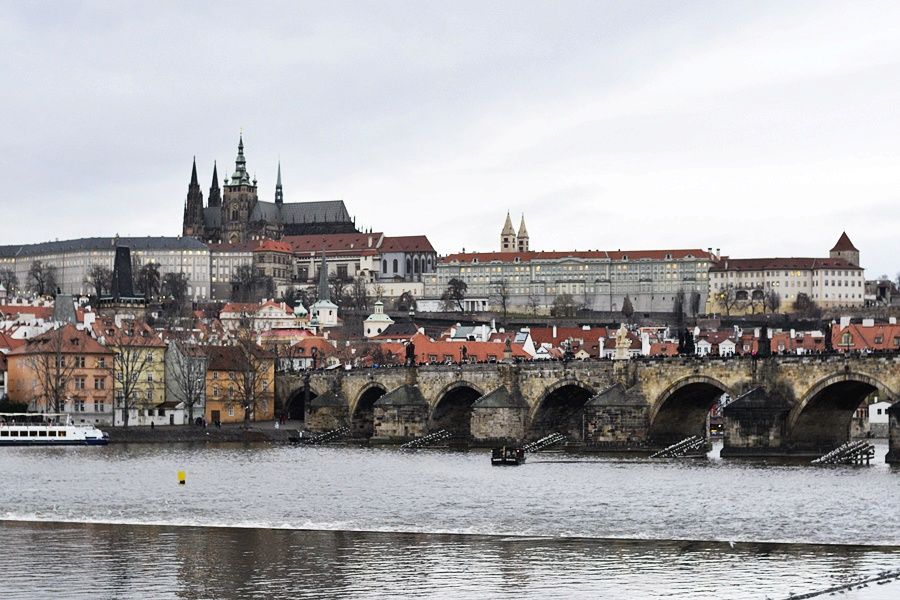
[2,520,900,600]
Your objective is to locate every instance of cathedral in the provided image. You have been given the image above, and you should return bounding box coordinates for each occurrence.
[182,135,358,243]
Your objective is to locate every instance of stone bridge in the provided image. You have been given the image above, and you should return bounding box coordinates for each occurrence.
[276,354,900,460]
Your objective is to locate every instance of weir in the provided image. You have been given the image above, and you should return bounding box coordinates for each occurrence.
[277,354,900,460]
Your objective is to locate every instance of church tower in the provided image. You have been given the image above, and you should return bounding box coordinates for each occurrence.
[182,157,205,238]
[221,133,259,244]
[516,214,529,252]
[208,161,221,208]
[275,161,283,205]
[500,212,516,251]
[830,231,860,266]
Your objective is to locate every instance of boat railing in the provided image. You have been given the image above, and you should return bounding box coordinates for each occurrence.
[0,413,75,427]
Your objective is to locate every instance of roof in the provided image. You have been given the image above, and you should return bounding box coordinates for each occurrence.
[441,249,713,264]
[831,232,858,252]
[91,318,165,347]
[289,336,336,357]
[206,344,273,371]
[529,326,608,348]
[253,239,293,254]
[380,235,436,253]
[710,257,861,272]
[8,324,112,356]
[0,236,207,258]
[377,332,529,362]
[282,232,382,256]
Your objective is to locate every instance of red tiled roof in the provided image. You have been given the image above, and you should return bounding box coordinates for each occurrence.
[0,304,54,321]
[831,232,858,252]
[253,239,292,254]
[90,318,165,347]
[834,323,900,351]
[0,331,25,352]
[380,236,436,253]
[8,324,112,356]
[377,332,529,363]
[529,326,608,347]
[283,233,382,256]
[441,249,713,264]
[709,257,861,272]
[290,336,336,357]
[221,302,261,315]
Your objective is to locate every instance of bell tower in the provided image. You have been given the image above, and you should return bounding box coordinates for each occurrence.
[221,133,259,244]
[500,212,516,251]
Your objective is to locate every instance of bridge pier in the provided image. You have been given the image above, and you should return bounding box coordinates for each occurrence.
[470,386,528,446]
[371,368,429,443]
[584,384,651,450]
[887,404,900,464]
[721,387,793,457]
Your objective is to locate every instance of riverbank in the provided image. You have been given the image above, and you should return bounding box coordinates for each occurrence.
[105,422,301,444]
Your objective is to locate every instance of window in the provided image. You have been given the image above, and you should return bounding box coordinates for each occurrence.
[393,259,398,273]
[227,405,235,417]
[97,357,106,368]
[94,377,105,390]
[75,356,85,368]
[213,372,219,380]
[94,401,103,413]
[213,385,220,396]
[74,376,86,390]
[382,260,387,273]
[147,373,154,383]
[146,389,153,401]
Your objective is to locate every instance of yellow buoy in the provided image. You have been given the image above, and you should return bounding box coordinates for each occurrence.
[178,470,186,485]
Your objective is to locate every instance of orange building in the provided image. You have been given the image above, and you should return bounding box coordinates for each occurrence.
[204,344,275,425]
[6,324,115,425]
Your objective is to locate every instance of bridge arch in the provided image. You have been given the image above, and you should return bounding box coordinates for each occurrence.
[350,383,388,438]
[787,371,896,451]
[649,375,735,446]
[529,379,597,441]
[285,382,326,422]
[429,381,485,438]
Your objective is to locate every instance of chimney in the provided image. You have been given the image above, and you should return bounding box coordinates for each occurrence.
[890,317,897,325]
[862,318,875,328]
[840,316,851,329]
[552,325,557,339]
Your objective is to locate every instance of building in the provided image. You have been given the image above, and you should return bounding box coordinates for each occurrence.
[0,236,211,301]
[208,242,255,301]
[219,300,305,332]
[182,135,358,244]
[363,300,394,338]
[708,233,865,314]
[91,317,167,426]
[204,344,275,425]
[6,324,115,425]
[164,341,208,425]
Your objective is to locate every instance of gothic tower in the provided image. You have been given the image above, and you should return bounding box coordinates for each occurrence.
[830,231,860,266]
[221,134,259,244]
[182,157,205,238]
[275,161,283,205]
[516,214,529,252]
[500,211,516,251]
[208,161,221,208]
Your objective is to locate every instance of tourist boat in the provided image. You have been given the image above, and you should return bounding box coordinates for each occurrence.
[0,413,109,446]
[491,446,526,466]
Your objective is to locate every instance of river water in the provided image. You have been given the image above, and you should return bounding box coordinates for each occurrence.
[2,441,900,599]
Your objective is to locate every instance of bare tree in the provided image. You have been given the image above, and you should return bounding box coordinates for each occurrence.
[715,287,741,316]
[527,291,542,316]
[233,331,275,429]
[0,267,19,295]
[347,276,370,310]
[25,326,78,412]
[396,290,415,312]
[231,265,259,302]
[135,261,161,301]
[749,288,766,314]
[673,289,685,319]
[329,274,348,307]
[551,293,577,318]
[792,293,822,319]
[104,322,157,427]
[764,289,782,313]
[689,291,701,317]
[84,265,113,299]
[162,272,191,321]
[167,341,207,425]
[441,278,468,312]
[28,260,58,297]
[491,280,511,322]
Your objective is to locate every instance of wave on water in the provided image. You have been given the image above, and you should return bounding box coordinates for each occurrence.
[4,512,900,551]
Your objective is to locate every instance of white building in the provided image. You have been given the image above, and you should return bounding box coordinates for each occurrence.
[363,300,394,338]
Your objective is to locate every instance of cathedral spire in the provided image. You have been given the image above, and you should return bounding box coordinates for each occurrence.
[231,132,250,185]
[190,156,198,186]
[208,161,221,208]
[182,157,205,238]
[275,161,283,205]
[317,250,330,302]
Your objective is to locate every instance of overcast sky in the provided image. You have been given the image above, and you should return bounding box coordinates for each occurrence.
[2,1,899,276]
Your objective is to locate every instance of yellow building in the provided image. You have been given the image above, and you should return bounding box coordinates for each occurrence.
[204,344,275,425]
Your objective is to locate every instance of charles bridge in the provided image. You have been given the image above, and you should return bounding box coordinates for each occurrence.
[276,354,900,462]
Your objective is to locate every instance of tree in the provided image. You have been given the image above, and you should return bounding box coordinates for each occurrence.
[28,260,57,297]
[792,293,821,319]
[551,293,577,318]
[263,276,276,299]
[231,265,260,303]
[716,287,741,316]
[396,290,416,313]
[0,267,19,295]
[167,341,207,425]
[689,291,701,318]
[25,326,78,412]
[441,278,468,312]
[748,288,766,314]
[162,272,191,321]
[104,321,158,427]
[233,331,274,430]
[673,289,685,320]
[764,289,782,313]
[621,295,635,322]
[135,262,161,301]
[83,265,112,300]
[346,276,370,310]
[329,274,348,307]
[281,286,298,308]
[526,291,542,316]
[491,280,511,322]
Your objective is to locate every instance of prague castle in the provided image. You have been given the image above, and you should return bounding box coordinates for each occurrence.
[182,134,358,244]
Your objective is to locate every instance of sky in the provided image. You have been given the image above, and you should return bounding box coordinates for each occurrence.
[1,1,899,276]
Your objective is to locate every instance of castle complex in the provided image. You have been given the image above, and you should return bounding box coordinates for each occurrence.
[182,135,357,244]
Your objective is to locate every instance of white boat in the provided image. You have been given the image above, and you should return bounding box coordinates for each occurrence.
[0,413,109,446]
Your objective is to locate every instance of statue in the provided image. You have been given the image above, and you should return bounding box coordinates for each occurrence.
[614,324,630,361]
[461,345,468,363]
[405,341,416,366]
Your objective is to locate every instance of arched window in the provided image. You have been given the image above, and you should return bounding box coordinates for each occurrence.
[406,258,411,273]
[392,259,398,273]
[382,260,387,273]
[231,209,238,221]
[413,258,419,273]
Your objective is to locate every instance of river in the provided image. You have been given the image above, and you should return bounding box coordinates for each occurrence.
[2,441,899,599]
